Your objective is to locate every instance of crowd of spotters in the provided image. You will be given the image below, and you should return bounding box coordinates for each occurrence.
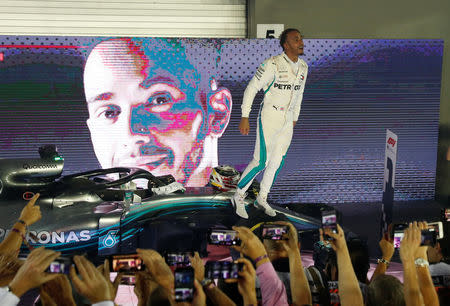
[0,193,449,306]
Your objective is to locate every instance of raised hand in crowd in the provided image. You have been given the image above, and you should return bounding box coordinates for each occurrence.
[97,258,123,302]
[189,252,205,283]
[40,274,76,306]
[134,272,164,306]
[324,224,364,306]
[232,226,268,266]
[190,279,206,306]
[370,224,394,281]
[0,193,42,255]
[234,257,257,306]
[232,226,289,306]
[270,221,312,306]
[70,255,114,304]
[0,253,22,287]
[8,247,60,298]
[412,221,439,306]
[137,248,174,292]
[268,221,299,255]
[189,251,236,306]
[399,222,423,306]
[19,193,42,227]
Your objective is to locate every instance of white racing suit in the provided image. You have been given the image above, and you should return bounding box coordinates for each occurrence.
[237,53,308,197]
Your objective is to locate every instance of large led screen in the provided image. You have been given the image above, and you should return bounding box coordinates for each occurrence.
[0,37,443,204]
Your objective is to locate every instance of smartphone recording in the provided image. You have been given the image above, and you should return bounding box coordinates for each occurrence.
[205,261,243,280]
[393,223,408,248]
[46,257,72,274]
[420,229,437,246]
[261,224,289,240]
[120,275,136,286]
[428,221,444,239]
[164,252,192,267]
[174,267,194,302]
[109,254,145,273]
[207,229,241,246]
[321,210,338,238]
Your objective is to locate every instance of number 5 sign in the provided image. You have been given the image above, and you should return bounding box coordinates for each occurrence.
[256,24,284,39]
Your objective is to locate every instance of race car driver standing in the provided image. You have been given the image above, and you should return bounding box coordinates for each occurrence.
[231,28,308,219]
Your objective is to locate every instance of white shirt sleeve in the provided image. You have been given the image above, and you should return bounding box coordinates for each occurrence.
[293,64,308,122]
[241,58,276,118]
[0,287,20,306]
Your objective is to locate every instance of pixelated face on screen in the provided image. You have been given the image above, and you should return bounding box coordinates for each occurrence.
[84,38,232,186]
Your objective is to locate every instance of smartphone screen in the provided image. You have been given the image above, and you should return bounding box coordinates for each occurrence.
[164,252,192,267]
[109,254,145,273]
[207,229,241,246]
[393,231,404,248]
[393,223,408,248]
[261,224,289,240]
[120,275,136,286]
[420,229,437,246]
[428,221,444,239]
[205,261,243,279]
[46,257,72,274]
[321,210,337,236]
[174,267,194,302]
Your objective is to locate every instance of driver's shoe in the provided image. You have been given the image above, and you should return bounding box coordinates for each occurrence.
[231,190,248,219]
[254,194,276,217]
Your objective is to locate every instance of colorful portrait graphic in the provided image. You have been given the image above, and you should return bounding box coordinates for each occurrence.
[0,37,443,203]
[84,38,232,187]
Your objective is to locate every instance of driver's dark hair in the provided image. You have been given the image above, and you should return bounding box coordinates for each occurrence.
[279,28,301,50]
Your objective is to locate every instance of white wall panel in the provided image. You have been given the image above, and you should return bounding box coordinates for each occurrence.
[0,0,247,37]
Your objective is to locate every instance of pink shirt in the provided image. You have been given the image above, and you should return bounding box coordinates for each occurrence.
[256,261,289,306]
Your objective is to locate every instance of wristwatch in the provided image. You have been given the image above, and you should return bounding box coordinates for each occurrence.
[377,258,390,267]
[201,278,215,289]
[414,257,429,267]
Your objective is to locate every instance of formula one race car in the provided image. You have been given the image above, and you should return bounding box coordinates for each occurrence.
[0,146,321,262]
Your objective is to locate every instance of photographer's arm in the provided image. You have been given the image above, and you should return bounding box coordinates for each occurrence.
[8,247,60,299]
[276,221,311,306]
[189,252,236,306]
[39,274,76,306]
[96,259,122,303]
[232,226,288,306]
[415,261,439,306]
[400,222,423,306]
[414,222,439,306]
[324,225,363,306]
[203,284,236,306]
[136,249,174,292]
[370,230,394,282]
[234,257,257,306]
[70,255,114,305]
